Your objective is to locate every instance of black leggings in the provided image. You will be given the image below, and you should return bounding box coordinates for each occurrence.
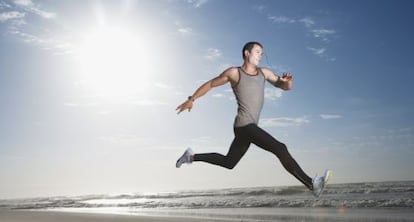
[193,124,313,190]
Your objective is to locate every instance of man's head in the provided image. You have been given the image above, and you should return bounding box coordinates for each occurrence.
[242,41,263,65]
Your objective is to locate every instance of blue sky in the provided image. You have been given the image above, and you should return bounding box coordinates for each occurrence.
[0,0,413,199]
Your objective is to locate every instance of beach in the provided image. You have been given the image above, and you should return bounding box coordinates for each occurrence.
[1,208,414,222]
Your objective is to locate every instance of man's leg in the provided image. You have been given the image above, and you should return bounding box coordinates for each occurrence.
[193,127,250,169]
[246,124,313,190]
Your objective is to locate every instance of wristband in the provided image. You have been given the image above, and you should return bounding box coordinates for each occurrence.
[188,96,195,102]
[275,76,283,86]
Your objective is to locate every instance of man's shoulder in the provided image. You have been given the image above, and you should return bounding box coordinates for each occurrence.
[219,67,239,85]
[221,66,239,76]
[258,66,272,73]
[225,66,239,72]
[258,67,274,78]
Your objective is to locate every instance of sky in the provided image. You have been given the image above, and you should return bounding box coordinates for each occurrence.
[0,0,413,199]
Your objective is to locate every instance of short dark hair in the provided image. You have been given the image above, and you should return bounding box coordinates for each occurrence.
[242,41,263,59]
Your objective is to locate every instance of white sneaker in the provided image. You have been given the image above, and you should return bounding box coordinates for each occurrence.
[176,148,194,168]
[312,170,332,197]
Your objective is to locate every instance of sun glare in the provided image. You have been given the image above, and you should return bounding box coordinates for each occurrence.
[76,25,150,99]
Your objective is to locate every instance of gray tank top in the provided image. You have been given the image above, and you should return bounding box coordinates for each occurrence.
[232,67,265,127]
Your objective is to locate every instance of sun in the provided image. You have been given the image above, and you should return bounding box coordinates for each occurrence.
[75,25,151,99]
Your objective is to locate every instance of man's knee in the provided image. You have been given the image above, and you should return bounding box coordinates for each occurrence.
[224,160,238,169]
[273,142,289,158]
[279,142,288,152]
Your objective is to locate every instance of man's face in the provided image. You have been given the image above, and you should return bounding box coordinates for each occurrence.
[247,44,263,66]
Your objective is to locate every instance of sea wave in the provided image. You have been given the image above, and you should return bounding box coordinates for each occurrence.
[1,181,413,210]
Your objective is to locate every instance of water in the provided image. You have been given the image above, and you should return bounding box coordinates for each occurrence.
[1,181,413,221]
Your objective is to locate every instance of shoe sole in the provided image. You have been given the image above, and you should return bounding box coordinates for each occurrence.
[323,170,333,187]
[313,170,333,198]
[176,148,193,168]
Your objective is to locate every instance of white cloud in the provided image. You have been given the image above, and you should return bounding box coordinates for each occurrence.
[0,11,24,22]
[252,5,266,14]
[267,15,295,24]
[306,47,336,61]
[205,48,222,60]
[178,27,193,35]
[154,82,175,90]
[30,7,55,18]
[174,21,195,36]
[265,64,290,74]
[313,29,336,36]
[212,89,235,100]
[266,15,317,27]
[307,47,326,55]
[8,29,73,54]
[387,128,412,134]
[187,0,208,8]
[264,87,283,100]
[212,93,225,98]
[259,116,310,128]
[299,17,315,28]
[13,0,55,19]
[8,29,44,44]
[312,28,336,41]
[320,114,343,120]
[14,0,56,19]
[0,1,67,55]
[260,11,337,61]
[0,2,12,9]
[13,0,33,7]
[45,42,74,55]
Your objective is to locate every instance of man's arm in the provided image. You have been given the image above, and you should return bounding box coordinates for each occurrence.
[176,67,237,114]
[261,68,293,90]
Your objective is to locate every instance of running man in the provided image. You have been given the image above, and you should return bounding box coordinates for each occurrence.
[175,41,331,197]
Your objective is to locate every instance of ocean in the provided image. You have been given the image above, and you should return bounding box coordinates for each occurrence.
[1,181,414,221]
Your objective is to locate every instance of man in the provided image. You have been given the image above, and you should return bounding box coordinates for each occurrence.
[175,41,331,197]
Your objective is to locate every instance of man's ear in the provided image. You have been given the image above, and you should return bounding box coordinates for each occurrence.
[244,50,249,58]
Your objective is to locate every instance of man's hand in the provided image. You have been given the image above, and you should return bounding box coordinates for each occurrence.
[176,100,193,114]
[281,72,293,81]
[278,72,293,90]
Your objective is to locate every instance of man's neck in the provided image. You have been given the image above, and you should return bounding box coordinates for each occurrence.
[241,63,258,75]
